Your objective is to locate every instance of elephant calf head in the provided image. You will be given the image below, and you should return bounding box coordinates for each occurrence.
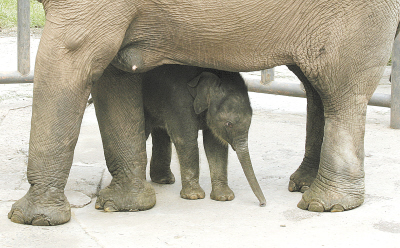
[187,71,252,149]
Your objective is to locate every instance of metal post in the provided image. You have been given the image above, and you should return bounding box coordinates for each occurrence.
[260,69,274,85]
[391,35,400,129]
[17,0,30,76]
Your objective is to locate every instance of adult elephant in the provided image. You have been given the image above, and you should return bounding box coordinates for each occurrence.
[8,0,400,225]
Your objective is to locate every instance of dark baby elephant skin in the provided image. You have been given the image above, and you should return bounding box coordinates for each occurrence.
[142,65,266,205]
[8,0,400,225]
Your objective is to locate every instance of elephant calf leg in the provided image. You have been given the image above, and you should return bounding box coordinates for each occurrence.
[149,128,175,184]
[203,129,234,201]
[174,141,205,200]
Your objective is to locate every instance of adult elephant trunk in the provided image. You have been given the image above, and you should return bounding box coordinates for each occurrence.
[233,137,266,207]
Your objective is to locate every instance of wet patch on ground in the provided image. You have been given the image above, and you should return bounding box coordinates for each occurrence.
[283,208,321,222]
[373,221,400,233]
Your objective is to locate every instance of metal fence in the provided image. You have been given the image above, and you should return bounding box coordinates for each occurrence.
[1,0,399,128]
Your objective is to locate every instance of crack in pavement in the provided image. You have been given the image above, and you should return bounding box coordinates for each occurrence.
[0,104,32,126]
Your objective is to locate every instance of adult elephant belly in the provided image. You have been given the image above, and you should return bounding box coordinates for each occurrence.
[110,42,295,74]
[110,1,307,74]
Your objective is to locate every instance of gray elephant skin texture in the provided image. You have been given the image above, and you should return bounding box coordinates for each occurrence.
[143,65,266,206]
[7,0,400,225]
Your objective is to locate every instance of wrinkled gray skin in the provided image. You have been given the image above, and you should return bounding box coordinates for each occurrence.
[143,65,265,205]
[8,0,400,225]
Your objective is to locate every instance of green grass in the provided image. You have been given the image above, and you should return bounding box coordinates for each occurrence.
[0,0,45,29]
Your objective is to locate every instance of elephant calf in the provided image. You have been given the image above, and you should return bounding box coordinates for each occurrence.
[142,65,265,205]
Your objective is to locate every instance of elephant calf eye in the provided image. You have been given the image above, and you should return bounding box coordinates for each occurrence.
[225,121,234,128]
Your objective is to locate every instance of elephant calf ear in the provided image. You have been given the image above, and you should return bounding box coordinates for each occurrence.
[187,72,220,114]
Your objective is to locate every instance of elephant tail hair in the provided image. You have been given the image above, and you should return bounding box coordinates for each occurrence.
[87,98,94,108]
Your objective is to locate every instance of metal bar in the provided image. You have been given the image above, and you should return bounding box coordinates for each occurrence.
[244,75,391,108]
[0,71,34,84]
[0,71,392,108]
[368,93,391,108]
[17,0,30,76]
[246,76,306,97]
[391,35,400,129]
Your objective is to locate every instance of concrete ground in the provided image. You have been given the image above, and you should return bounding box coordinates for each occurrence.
[1,34,400,248]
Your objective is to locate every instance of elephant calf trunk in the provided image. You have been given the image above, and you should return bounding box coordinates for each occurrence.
[234,141,266,207]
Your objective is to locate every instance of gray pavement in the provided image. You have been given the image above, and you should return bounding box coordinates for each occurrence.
[1,34,400,248]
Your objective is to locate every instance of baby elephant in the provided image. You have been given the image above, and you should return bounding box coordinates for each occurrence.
[143,65,265,206]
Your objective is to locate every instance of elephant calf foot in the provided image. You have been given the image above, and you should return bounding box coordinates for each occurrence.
[297,177,364,212]
[180,182,205,200]
[210,184,235,201]
[150,169,175,184]
[8,186,71,226]
[288,163,318,193]
[95,178,156,212]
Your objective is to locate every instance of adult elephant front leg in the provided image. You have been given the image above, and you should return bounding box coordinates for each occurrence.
[8,0,137,225]
[91,66,156,212]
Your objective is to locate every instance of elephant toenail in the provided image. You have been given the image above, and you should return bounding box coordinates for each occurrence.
[331,204,345,212]
[308,202,324,212]
[8,210,14,219]
[300,186,309,193]
[288,180,298,192]
[95,201,102,209]
[104,202,117,212]
[9,210,25,224]
[32,215,50,226]
[297,198,309,210]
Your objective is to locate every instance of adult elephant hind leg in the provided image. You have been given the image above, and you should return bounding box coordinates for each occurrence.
[91,66,156,212]
[150,128,175,184]
[297,66,384,212]
[296,4,399,211]
[286,65,324,193]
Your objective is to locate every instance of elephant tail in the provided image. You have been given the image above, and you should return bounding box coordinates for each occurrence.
[87,98,94,108]
[396,5,400,39]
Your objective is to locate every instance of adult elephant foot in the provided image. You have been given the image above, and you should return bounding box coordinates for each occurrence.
[210,185,235,201]
[180,182,205,200]
[150,169,175,184]
[95,178,156,212]
[297,176,364,212]
[8,186,71,226]
[288,163,318,193]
